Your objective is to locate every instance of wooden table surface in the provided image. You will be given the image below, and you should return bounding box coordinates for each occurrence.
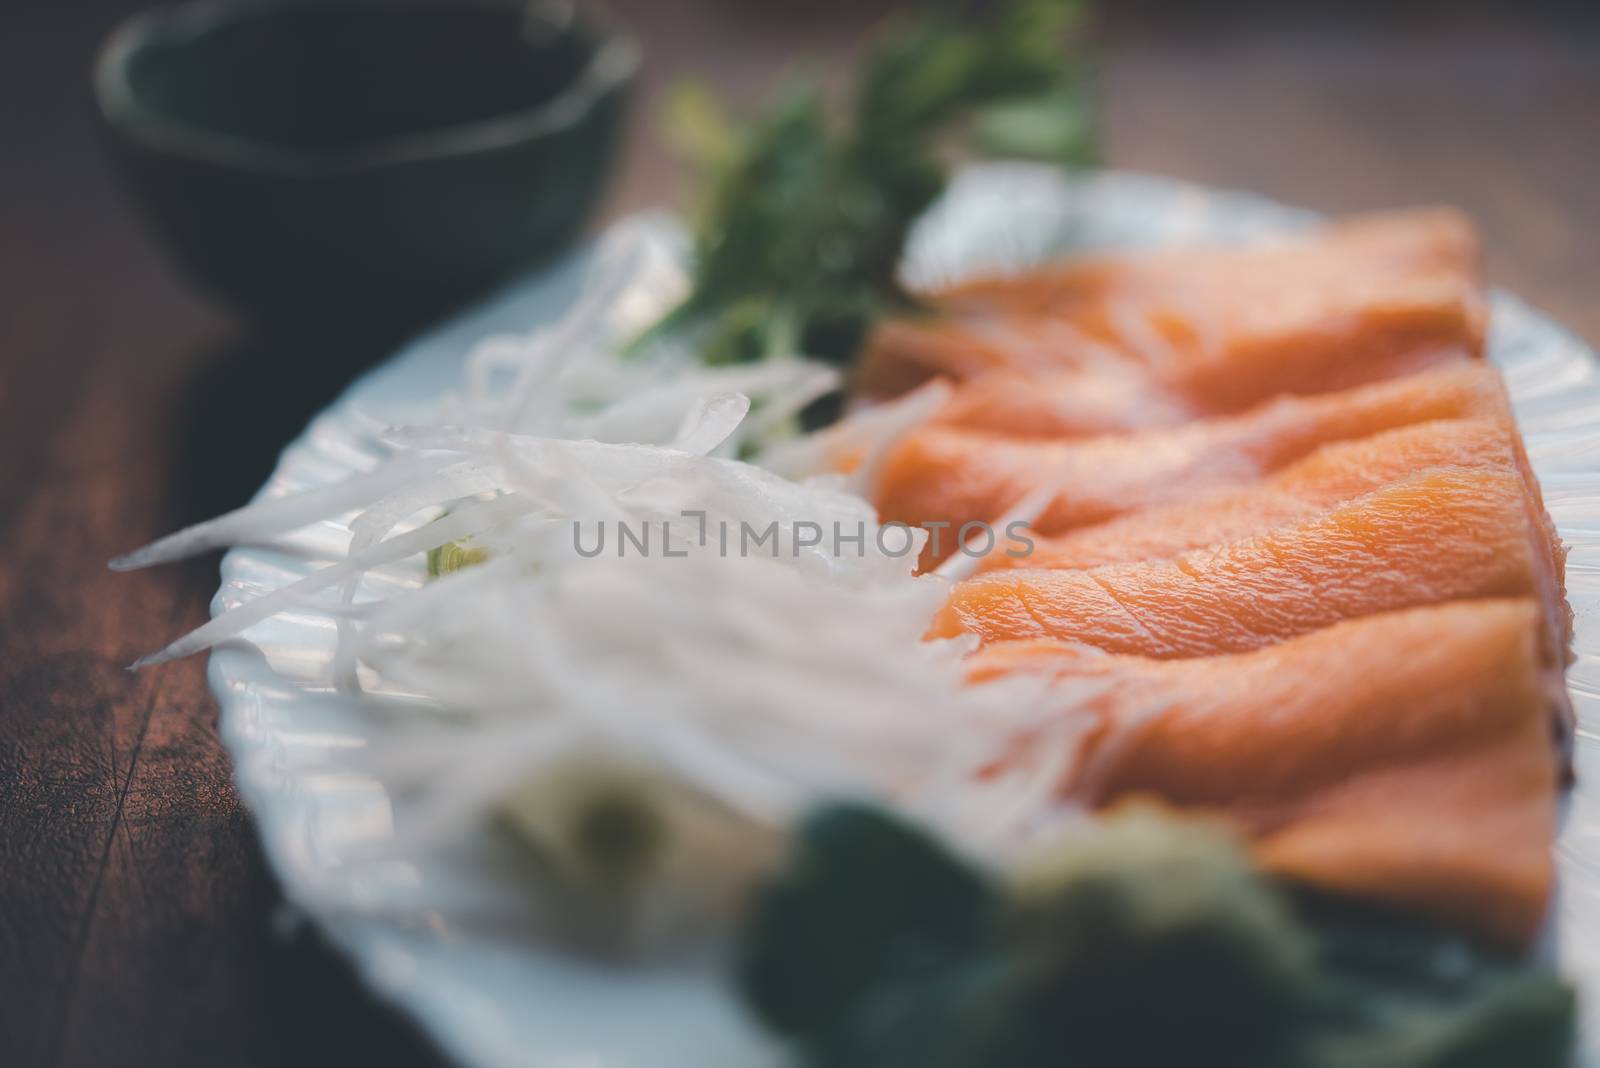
[3,2,1596,1066]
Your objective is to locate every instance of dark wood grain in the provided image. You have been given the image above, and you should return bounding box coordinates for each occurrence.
[1,2,1596,1066]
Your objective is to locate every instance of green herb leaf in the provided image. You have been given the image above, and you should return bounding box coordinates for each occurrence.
[635,0,1097,369]
[972,82,1099,165]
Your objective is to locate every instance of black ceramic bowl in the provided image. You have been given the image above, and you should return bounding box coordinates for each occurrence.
[95,0,637,331]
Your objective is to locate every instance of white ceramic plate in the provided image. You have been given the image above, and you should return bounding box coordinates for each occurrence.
[208,165,1600,1067]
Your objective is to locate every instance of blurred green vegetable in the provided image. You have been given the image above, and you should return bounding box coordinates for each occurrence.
[425,537,488,578]
[737,803,998,1040]
[635,0,1097,368]
[736,803,1575,1068]
[972,83,1097,163]
[1297,893,1576,1068]
[987,808,1317,1067]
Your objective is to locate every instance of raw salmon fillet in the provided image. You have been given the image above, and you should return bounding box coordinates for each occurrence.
[967,600,1558,947]
[931,468,1546,656]
[876,362,1509,568]
[980,417,1532,572]
[858,205,1571,947]
[858,209,1485,409]
[932,461,1574,742]
[873,275,1480,430]
[935,207,1479,317]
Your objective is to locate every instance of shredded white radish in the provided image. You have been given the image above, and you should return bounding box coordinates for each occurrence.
[758,378,954,492]
[933,478,1065,583]
[107,454,455,570]
[348,551,1090,840]
[114,216,1101,880]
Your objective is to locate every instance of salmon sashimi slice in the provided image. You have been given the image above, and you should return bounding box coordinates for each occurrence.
[932,464,1574,744]
[876,362,1509,568]
[930,468,1543,656]
[978,411,1575,685]
[979,417,1528,573]
[966,600,1558,947]
[861,271,1481,408]
[870,273,1482,425]
[857,209,1485,403]
[934,207,1480,318]
[930,362,1196,438]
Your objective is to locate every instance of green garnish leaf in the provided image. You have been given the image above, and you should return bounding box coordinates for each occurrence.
[663,81,738,179]
[1296,892,1577,1068]
[971,81,1099,165]
[634,0,1097,369]
[736,803,998,1041]
[984,807,1317,1067]
[735,803,1576,1068]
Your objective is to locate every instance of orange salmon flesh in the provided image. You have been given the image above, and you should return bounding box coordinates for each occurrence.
[842,208,1573,946]
[876,361,1511,569]
[966,601,1558,947]
[858,208,1486,412]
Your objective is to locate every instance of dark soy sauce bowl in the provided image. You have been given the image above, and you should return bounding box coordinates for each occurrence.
[95,0,638,334]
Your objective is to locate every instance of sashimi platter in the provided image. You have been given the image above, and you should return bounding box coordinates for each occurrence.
[113,159,1600,1067]
[109,0,1600,1047]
